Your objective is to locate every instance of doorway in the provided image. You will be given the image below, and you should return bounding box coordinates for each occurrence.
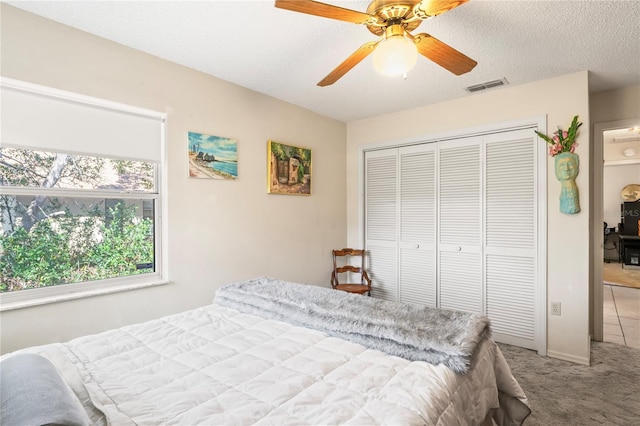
[593,118,640,346]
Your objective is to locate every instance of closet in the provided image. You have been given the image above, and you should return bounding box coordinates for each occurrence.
[364,127,542,351]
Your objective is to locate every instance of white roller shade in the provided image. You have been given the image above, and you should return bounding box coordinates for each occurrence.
[1,79,163,162]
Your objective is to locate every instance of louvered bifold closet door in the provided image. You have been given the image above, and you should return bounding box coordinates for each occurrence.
[399,144,437,307]
[484,129,537,350]
[365,149,398,302]
[438,137,483,314]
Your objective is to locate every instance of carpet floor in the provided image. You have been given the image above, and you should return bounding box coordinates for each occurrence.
[499,341,640,425]
[603,262,640,289]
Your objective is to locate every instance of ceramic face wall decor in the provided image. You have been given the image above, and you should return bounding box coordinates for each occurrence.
[554,152,580,214]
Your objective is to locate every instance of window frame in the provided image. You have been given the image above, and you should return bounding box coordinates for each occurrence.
[0,79,168,311]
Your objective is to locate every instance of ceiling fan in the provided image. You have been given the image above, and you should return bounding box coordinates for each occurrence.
[275,0,478,86]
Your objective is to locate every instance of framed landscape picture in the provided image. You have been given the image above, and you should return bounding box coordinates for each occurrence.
[267,140,311,195]
[188,131,238,180]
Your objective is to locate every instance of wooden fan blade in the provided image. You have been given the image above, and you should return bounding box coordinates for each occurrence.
[413,33,477,75]
[318,41,379,87]
[275,0,378,25]
[414,0,470,18]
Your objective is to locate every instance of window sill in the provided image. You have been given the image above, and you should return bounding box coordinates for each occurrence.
[0,278,170,312]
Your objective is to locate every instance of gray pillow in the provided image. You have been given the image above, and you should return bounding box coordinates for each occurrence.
[0,353,90,426]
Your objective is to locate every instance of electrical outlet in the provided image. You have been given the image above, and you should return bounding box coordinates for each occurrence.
[551,302,561,316]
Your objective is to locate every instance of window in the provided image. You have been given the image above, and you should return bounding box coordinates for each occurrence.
[0,78,166,309]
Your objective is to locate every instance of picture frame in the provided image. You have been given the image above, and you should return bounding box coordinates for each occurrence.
[188,131,238,180]
[267,140,311,195]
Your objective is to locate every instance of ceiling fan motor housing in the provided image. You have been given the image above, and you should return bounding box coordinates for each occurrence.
[366,0,423,35]
[274,0,476,86]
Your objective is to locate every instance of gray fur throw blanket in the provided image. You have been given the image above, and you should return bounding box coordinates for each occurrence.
[214,277,491,374]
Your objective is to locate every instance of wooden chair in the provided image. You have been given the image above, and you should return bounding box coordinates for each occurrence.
[331,248,372,296]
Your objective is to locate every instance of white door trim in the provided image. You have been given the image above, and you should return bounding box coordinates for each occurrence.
[592,118,640,342]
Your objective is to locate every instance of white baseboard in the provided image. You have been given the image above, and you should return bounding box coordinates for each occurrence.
[546,350,590,365]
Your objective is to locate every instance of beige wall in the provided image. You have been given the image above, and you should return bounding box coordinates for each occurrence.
[591,85,640,124]
[347,72,592,363]
[0,5,347,353]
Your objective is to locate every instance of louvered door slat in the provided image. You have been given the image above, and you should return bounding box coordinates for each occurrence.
[440,251,482,313]
[369,244,398,301]
[438,139,482,315]
[486,254,535,343]
[484,129,538,350]
[397,146,437,307]
[365,149,398,301]
[486,137,535,249]
[366,153,397,242]
[400,150,435,242]
[439,143,481,245]
[399,248,436,306]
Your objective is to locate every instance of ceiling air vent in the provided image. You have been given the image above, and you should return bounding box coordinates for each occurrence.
[465,78,509,93]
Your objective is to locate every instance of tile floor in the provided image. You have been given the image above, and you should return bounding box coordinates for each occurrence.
[603,284,640,348]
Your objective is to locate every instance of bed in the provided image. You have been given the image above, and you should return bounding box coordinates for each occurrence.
[0,277,531,425]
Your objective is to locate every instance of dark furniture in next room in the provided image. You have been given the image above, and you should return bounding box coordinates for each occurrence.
[604,231,621,263]
[620,201,640,267]
[620,235,640,268]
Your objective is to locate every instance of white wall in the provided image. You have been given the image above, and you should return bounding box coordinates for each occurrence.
[347,72,591,363]
[0,5,347,354]
[604,164,640,228]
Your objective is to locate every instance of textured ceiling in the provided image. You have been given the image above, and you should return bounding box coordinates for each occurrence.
[6,0,640,122]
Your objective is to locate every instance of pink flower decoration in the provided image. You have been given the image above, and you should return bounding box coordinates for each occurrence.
[549,143,563,156]
[534,115,582,157]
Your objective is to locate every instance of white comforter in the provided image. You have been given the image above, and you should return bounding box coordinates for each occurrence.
[23,304,528,425]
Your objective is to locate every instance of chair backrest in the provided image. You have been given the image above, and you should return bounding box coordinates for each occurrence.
[331,248,368,288]
[604,232,620,249]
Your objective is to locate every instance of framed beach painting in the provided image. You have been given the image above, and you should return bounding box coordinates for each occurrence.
[267,140,311,195]
[188,131,238,180]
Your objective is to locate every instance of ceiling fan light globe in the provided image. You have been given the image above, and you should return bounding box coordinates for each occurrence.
[372,35,418,77]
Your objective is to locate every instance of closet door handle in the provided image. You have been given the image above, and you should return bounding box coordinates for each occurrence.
[456,246,462,252]
[415,244,420,249]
